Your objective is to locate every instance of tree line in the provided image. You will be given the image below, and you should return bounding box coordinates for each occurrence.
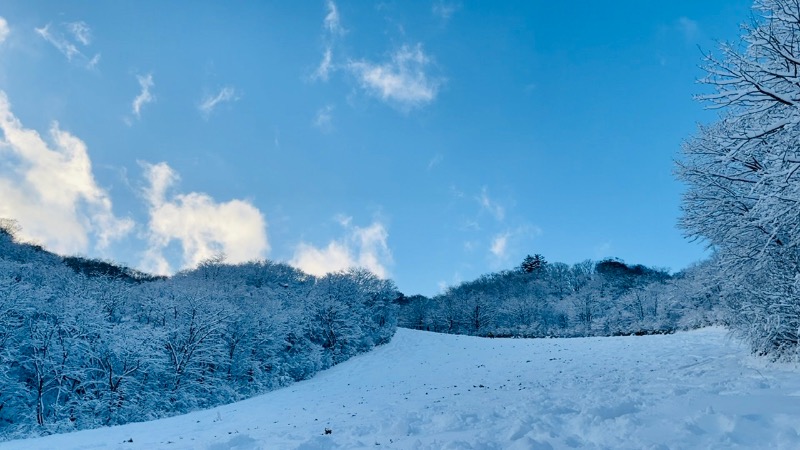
[395,255,725,338]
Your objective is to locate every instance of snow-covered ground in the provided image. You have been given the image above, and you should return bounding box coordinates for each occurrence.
[4,327,800,450]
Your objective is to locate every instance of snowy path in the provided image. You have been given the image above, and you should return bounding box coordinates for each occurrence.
[4,327,800,449]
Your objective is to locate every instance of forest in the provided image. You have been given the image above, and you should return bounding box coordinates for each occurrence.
[0,223,397,439]
[395,255,726,339]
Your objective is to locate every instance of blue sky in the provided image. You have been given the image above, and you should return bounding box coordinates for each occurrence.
[0,1,752,295]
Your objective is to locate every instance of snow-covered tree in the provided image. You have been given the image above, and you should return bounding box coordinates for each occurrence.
[678,0,800,356]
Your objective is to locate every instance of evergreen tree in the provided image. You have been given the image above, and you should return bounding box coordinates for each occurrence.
[520,254,546,274]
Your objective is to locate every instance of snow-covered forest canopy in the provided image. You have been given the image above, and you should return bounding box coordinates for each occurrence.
[0,222,397,440]
[395,255,725,338]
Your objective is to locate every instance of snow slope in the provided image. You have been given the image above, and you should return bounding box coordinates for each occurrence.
[4,327,800,449]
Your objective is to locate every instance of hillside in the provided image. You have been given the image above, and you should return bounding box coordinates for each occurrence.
[4,328,799,449]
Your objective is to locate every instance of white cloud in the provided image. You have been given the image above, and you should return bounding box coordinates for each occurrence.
[66,21,91,46]
[131,73,155,119]
[142,160,174,206]
[348,44,442,109]
[290,218,392,278]
[477,186,505,221]
[353,221,392,278]
[36,23,79,60]
[0,91,133,254]
[432,1,460,21]
[324,0,344,36]
[488,225,542,265]
[87,53,101,69]
[292,241,352,277]
[310,1,344,83]
[490,232,509,259]
[313,46,334,82]
[0,17,9,45]
[198,86,238,119]
[35,22,99,68]
[140,161,269,274]
[314,104,334,132]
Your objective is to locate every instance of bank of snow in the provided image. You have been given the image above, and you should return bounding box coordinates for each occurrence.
[4,327,800,449]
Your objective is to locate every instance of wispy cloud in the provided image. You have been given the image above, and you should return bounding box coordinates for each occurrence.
[131,73,155,120]
[311,1,345,82]
[198,86,239,119]
[427,153,444,171]
[87,53,101,68]
[314,104,334,132]
[348,44,442,109]
[0,17,9,45]
[66,21,91,45]
[140,161,269,274]
[35,21,100,68]
[290,217,393,279]
[0,91,133,254]
[477,186,505,221]
[36,24,79,60]
[324,0,344,36]
[432,1,460,21]
[313,47,334,82]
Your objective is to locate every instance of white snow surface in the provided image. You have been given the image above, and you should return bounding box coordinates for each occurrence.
[4,327,800,450]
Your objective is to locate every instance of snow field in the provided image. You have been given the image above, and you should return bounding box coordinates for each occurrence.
[4,327,800,449]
